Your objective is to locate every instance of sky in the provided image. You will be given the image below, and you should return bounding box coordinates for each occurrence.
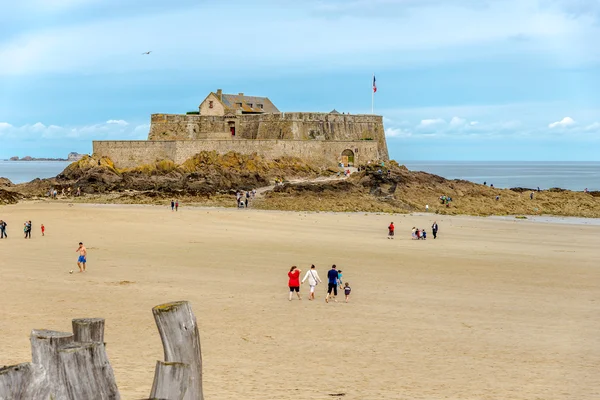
[1,0,600,161]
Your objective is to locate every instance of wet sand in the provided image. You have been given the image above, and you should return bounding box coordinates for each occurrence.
[0,203,599,399]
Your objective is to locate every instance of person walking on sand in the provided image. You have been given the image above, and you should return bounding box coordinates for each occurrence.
[76,242,87,272]
[288,266,302,301]
[388,222,395,239]
[0,220,7,239]
[171,200,175,211]
[301,264,322,300]
[325,265,339,303]
[41,224,45,236]
[432,221,438,239]
[24,221,32,239]
[337,269,344,290]
[175,200,179,212]
[344,282,352,303]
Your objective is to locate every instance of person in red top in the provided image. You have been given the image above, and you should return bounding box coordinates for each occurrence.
[288,266,302,301]
[388,222,394,239]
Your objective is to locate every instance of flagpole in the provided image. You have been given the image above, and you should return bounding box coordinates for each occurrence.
[371,73,374,115]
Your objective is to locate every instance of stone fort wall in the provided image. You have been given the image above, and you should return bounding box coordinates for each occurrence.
[148,112,388,161]
[93,140,380,169]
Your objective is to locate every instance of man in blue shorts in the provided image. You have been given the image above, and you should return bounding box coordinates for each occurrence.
[76,242,87,272]
[325,264,339,303]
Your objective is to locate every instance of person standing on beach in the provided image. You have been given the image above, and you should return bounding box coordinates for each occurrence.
[171,200,175,211]
[288,266,302,301]
[432,221,438,239]
[76,242,87,272]
[301,264,322,300]
[0,220,7,239]
[326,265,339,303]
[388,222,395,239]
[175,200,179,212]
[530,192,534,200]
[24,221,32,239]
[41,224,45,236]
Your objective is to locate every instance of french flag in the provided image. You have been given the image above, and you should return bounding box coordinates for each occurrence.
[373,75,377,93]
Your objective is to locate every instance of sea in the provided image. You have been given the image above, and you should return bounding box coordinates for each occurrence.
[400,161,600,191]
[0,161,72,184]
[1,160,599,191]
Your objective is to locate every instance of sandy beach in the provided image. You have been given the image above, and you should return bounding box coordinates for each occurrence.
[0,202,599,399]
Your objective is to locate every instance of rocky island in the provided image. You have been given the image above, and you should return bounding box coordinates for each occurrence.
[2,152,599,218]
[7,152,84,162]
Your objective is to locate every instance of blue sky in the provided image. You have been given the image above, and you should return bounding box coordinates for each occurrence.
[1,0,600,161]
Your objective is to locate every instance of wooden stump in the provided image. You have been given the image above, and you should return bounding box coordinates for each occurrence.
[152,301,203,400]
[0,363,50,400]
[149,361,191,400]
[30,329,74,399]
[72,318,105,343]
[58,342,120,400]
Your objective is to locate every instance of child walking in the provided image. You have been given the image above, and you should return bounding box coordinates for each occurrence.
[344,282,351,303]
[41,224,45,236]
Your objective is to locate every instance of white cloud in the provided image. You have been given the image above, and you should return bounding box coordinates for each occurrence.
[385,127,412,138]
[106,119,129,126]
[548,116,575,128]
[419,118,446,127]
[1,0,600,76]
[449,116,467,126]
[585,122,600,131]
[0,120,147,140]
[469,121,479,126]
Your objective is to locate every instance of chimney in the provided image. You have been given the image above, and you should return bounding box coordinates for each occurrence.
[238,92,244,96]
[216,89,222,101]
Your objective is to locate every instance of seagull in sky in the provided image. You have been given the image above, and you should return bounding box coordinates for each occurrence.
[142,51,152,55]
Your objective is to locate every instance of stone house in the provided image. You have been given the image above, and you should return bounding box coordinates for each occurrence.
[199,89,279,117]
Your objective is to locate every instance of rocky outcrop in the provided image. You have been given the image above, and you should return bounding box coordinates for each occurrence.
[44,152,329,196]
[0,177,12,187]
[0,188,20,204]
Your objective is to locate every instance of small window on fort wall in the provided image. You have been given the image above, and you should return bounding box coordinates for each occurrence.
[248,104,253,108]
[236,103,242,107]
[209,101,213,109]
[258,104,263,108]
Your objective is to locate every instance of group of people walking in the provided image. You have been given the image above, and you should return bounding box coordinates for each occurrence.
[0,220,46,239]
[236,190,256,208]
[46,186,81,198]
[388,221,439,240]
[288,264,351,303]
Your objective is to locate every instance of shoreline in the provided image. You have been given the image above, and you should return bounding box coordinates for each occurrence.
[8,200,600,226]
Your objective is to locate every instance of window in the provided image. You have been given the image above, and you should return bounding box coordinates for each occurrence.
[258,104,264,109]
[247,103,253,108]
[236,102,243,107]
[209,101,213,109]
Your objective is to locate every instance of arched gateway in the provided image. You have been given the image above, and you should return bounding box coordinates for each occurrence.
[341,149,355,167]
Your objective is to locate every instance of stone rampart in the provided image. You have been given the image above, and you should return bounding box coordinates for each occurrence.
[93,141,176,168]
[92,140,380,169]
[148,112,388,160]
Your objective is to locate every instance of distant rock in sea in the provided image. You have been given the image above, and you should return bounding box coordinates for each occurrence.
[68,152,85,161]
[7,152,84,162]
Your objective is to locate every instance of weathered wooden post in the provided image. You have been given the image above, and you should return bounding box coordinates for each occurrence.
[151,301,203,400]
[0,363,50,399]
[58,342,120,399]
[149,361,191,400]
[30,329,74,399]
[72,317,105,343]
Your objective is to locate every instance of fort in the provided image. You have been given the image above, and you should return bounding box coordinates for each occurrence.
[93,89,388,169]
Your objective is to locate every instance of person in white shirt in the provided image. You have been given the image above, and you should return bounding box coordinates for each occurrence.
[301,264,322,300]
